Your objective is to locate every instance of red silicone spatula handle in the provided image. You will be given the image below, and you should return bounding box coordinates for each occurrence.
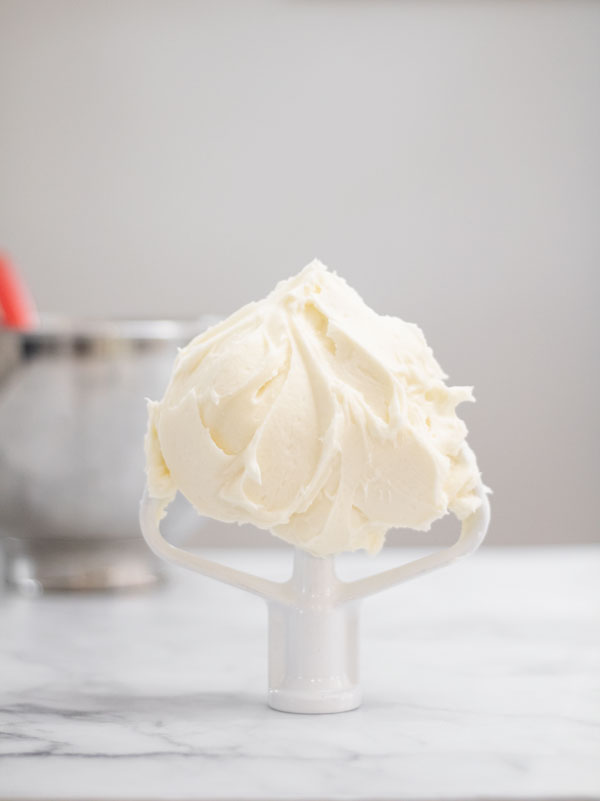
[0,253,38,329]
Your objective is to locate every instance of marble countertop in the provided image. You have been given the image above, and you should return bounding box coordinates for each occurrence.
[1,546,599,801]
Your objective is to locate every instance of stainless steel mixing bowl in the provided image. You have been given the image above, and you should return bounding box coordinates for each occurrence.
[0,316,217,592]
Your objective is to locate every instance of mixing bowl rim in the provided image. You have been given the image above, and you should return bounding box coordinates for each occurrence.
[1,314,220,343]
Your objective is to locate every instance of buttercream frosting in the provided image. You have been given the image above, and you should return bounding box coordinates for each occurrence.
[145,260,482,556]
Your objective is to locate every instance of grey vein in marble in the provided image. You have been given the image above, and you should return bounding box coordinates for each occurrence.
[1,547,599,800]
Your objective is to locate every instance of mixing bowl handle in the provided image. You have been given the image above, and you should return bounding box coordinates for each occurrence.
[338,482,490,603]
[139,490,290,605]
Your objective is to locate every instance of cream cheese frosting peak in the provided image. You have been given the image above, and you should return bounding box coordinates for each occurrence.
[145,260,483,557]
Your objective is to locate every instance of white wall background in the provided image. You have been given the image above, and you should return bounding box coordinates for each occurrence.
[1,0,598,545]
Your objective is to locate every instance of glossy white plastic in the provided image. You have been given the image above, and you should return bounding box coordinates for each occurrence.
[139,449,490,714]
